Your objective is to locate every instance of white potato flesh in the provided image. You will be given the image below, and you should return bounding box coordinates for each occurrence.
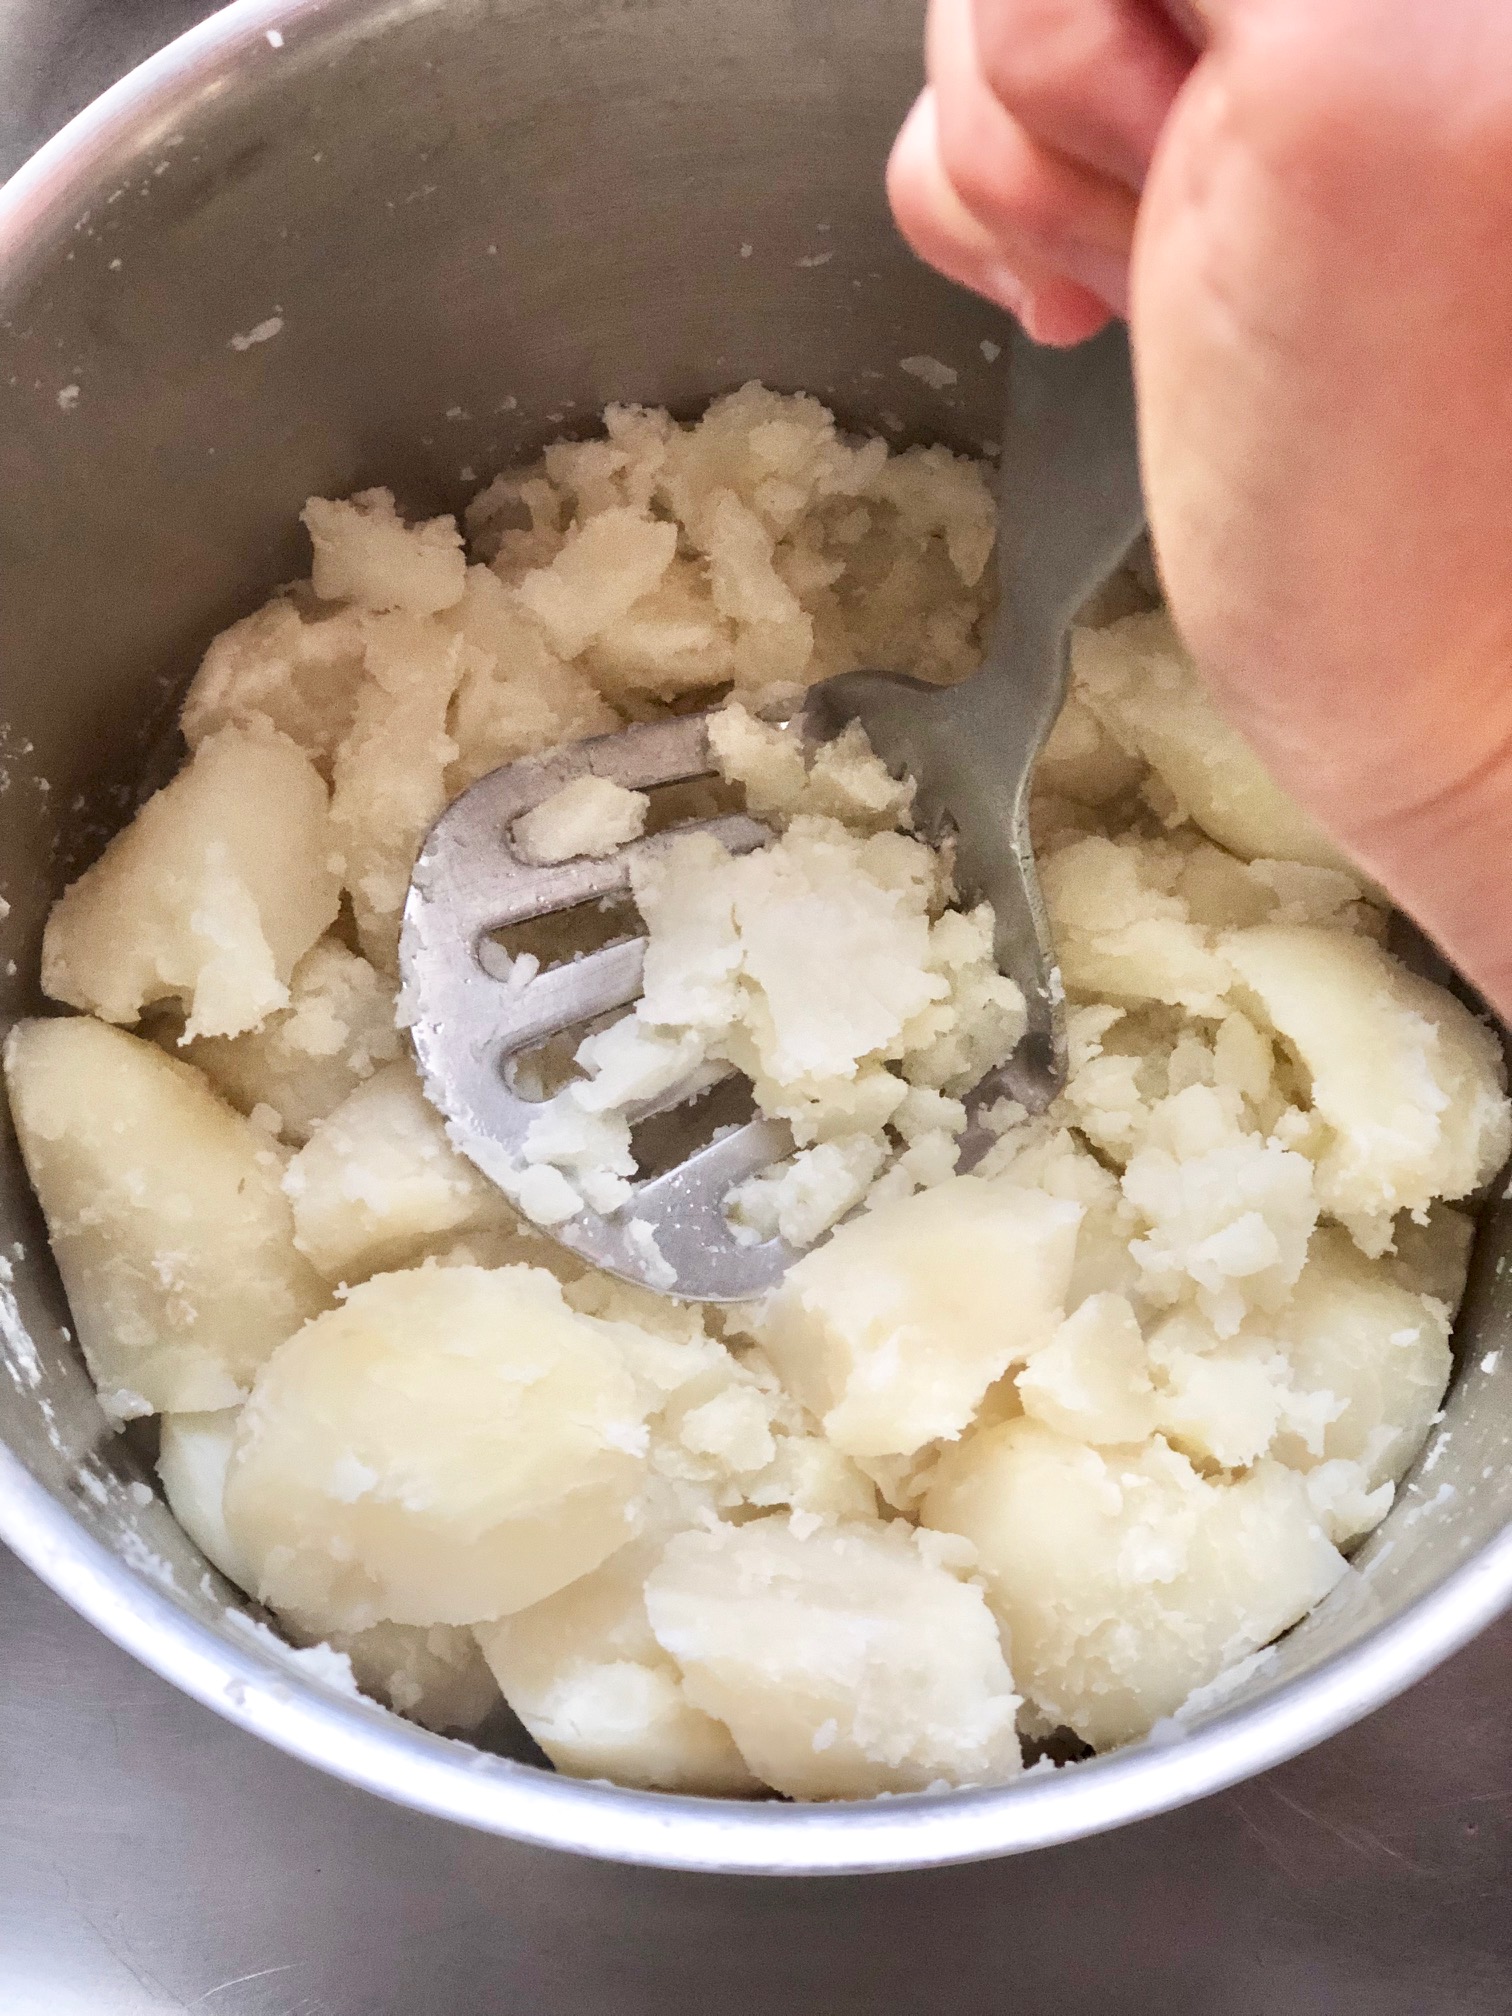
[758,1175,1083,1456]
[1016,1293,1158,1445]
[302,488,466,615]
[924,1419,1344,1748]
[181,598,367,774]
[283,1060,507,1283]
[1271,1227,1452,1493]
[1042,834,1236,1018]
[329,1622,501,1733]
[516,507,678,659]
[1226,925,1511,1250]
[477,1535,760,1794]
[512,775,649,865]
[42,726,341,1041]
[222,1265,651,1630]
[1072,613,1353,871]
[183,937,403,1144]
[643,1518,1022,1798]
[157,1409,256,1589]
[4,1019,329,1421]
[329,613,468,969]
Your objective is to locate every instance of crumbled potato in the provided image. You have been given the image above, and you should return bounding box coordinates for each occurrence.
[476,1535,761,1793]
[181,599,367,774]
[17,386,1511,1802]
[642,1518,1022,1797]
[5,1019,328,1421]
[923,1419,1345,1747]
[282,1059,511,1283]
[303,488,466,615]
[222,1265,653,1630]
[1226,925,1511,1252]
[1072,613,1352,871]
[513,775,649,865]
[181,936,403,1144]
[757,1176,1083,1456]
[42,726,341,1040]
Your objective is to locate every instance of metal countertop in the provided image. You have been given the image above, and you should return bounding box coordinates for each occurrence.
[1,8,1509,2012]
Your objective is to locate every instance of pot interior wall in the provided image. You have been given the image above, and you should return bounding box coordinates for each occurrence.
[1,0,1509,1805]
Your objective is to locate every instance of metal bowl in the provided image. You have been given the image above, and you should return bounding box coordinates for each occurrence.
[1,0,1510,1876]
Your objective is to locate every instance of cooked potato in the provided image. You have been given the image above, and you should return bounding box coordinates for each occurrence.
[222,1264,651,1630]
[758,1176,1083,1456]
[283,1059,508,1282]
[181,598,367,774]
[42,726,341,1040]
[477,1535,760,1793]
[182,936,403,1144]
[643,1518,1022,1797]
[923,1418,1344,1748]
[1072,613,1352,871]
[4,1019,328,1421]
[303,488,466,615]
[157,1409,257,1588]
[1016,1292,1158,1444]
[1226,924,1511,1250]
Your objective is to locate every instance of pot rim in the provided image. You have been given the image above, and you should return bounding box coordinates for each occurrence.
[3,0,1511,1875]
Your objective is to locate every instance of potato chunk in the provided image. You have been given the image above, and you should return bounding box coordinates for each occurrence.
[643,1518,1022,1798]
[758,1176,1083,1457]
[1271,1227,1452,1494]
[1072,613,1352,870]
[477,1535,760,1793]
[4,1020,328,1421]
[222,1265,651,1630]
[923,1418,1344,1748]
[182,937,403,1144]
[282,1060,507,1282]
[181,598,367,774]
[42,727,341,1041]
[1226,925,1511,1251]
[302,488,466,615]
[157,1409,257,1589]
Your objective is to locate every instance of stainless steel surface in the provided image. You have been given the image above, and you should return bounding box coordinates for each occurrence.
[807,322,1144,1107]
[403,710,801,1301]
[4,1540,1511,2015]
[1,0,1511,1880]
[404,334,1139,1297]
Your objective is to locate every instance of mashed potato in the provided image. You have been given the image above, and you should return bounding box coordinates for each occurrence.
[7,386,1507,1799]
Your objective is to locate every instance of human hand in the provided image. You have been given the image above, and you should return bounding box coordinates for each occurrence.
[890,0,1512,1018]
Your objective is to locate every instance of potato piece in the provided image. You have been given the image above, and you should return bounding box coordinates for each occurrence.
[643,1518,1022,1798]
[330,613,467,969]
[477,1536,760,1793]
[182,937,403,1144]
[222,1264,651,1629]
[1121,1083,1319,1336]
[328,1622,500,1733]
[1271,1227,1452,1494]
[758,1176,1083,1456]
[516,507,677,659]
[1226,925,1511,1250]
[512,776,648,865]
[1072,613,1353,870]
[1016,1293,1158,1445]
[42,727,341,1041]
[923,1418,1344,1747]
[181,598,367,774]
[4,1019,328,1421]
[282,1060,508,1283]
[444,565,620,788]
[302,488,466,615]
[157,1409,257,1589]
[1042,834,1236,1017]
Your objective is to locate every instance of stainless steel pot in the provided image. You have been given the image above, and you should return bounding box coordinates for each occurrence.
[1,0,1509,1876]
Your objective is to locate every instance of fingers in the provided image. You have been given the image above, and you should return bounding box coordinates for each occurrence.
[888,89,1118,344]
[969,0,1197,189]
[887,0,1202,343]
